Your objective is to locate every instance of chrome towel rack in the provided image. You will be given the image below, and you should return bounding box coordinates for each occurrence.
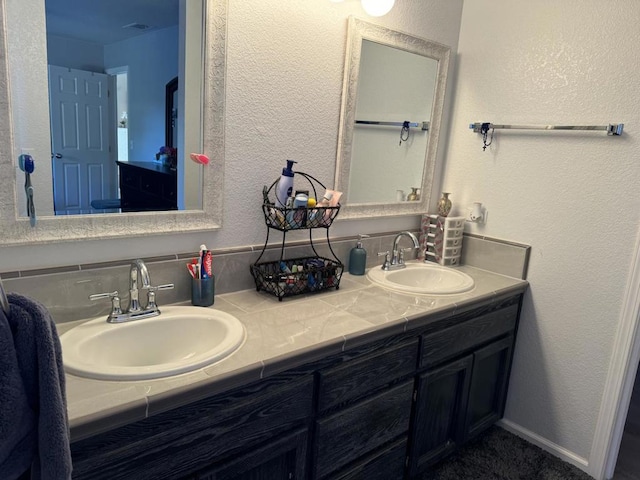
[0,275,9,317]
[356,120,430,131]
[469,122,624,136]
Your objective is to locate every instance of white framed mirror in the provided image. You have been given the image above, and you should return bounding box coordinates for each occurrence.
[0,0,226,246]
[334,17,450,219]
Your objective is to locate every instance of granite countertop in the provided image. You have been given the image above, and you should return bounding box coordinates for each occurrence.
[63,263,528,442]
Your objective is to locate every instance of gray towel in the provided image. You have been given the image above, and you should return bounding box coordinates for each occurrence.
[1,293,72,480]
[0,305,37,478]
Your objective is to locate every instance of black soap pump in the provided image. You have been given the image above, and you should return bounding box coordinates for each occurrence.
[348,234,369,275]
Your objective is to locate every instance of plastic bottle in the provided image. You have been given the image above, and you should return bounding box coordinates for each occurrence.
[275,160,297,208]
[348,234,369,275]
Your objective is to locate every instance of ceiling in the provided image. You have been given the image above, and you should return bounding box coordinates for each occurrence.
[45,0,179,46]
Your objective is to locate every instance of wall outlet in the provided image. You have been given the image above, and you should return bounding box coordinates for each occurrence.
[467,203,487,224]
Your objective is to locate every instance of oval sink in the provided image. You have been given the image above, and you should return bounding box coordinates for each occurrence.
[367,262,474,295]
[60,306,245,381]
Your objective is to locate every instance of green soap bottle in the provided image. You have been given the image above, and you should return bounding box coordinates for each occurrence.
[348,234,369,275]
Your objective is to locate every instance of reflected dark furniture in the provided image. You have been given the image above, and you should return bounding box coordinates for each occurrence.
[117,161,177,212]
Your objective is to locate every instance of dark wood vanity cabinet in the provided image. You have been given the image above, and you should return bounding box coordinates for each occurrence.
[117,161,177,212]
[314,339,418,479]
[70,375,315,480]
[70,292,523,480]
[196,429,308,480]
[408,299,519,477]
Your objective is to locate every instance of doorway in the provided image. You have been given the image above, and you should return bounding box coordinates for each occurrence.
[112,69,129,162]
[614,368,640,479]
[48,65,116,215]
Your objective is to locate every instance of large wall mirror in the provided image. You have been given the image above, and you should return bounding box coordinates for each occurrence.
[335,17,450,219]
[0,0,226,245]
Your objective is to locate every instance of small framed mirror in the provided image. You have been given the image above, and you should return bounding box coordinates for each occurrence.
[335,17,450,219]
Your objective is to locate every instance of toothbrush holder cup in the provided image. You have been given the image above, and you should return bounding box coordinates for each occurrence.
[191,276,215,307]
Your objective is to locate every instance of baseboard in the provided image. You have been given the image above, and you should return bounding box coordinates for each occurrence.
[497,419,590,473]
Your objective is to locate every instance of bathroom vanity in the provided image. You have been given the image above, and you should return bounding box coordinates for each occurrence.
[66,265,526,480]
[117,161,178,212]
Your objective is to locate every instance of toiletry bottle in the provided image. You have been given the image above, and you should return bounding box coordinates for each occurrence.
[275,160,297,208]
[348,234,369,275]
[317,190,334,225]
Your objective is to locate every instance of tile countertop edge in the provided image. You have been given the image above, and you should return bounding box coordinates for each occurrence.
[66,266,529,443]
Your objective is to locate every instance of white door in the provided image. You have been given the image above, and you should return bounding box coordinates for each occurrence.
[49,66,116,215]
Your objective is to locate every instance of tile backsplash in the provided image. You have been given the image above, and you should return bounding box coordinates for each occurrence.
[461,233,530,280]
[1,231,530,325]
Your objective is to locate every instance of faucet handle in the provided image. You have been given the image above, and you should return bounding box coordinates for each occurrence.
[89,291,123,316]
[399,247,416,264]
[377,251,391,270]
[146,284,174,310]
[147,283,175,292]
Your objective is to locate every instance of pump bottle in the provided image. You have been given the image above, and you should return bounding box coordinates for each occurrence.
[348,234,369,275]
[275,160,297,208]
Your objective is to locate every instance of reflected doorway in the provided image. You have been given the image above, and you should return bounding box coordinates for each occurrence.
[113,69,129,162]
[48,65,116,215]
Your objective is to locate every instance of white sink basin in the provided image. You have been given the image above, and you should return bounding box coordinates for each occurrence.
[367,262,475,295]
[60,306,245,381]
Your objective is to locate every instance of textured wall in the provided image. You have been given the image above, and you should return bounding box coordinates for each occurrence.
[4,0,54,216]
[443,0,640,463]
[104,26,179,163]
[0,0,464,270]
[221,0,463,247]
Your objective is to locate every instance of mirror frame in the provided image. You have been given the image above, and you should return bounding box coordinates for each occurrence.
[165,76,179,148]
[334,17,450,219]
[0,0,227,246]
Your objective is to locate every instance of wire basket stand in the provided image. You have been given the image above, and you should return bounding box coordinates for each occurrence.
[250,172,344,301]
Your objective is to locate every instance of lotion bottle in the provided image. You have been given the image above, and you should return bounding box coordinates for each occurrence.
[348,234,369,275]
[275,160,297,208]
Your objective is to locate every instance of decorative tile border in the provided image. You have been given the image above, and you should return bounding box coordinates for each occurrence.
[1,231,530,324]
[1,232,409,324]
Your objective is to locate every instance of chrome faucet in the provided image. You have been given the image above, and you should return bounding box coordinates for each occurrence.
[378,231,420,271]
[128,259,151,313]
[89,259,174,323]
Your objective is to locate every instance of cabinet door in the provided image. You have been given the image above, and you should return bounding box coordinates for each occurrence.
[408,354,473,476]
[197,429,307,480]
[464,336,514,441]
[314,380,413,479]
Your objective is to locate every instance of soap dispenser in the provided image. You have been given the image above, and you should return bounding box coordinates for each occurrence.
[348,234,369,275]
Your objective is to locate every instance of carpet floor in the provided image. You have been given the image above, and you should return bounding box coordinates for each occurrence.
[421,426,594,480]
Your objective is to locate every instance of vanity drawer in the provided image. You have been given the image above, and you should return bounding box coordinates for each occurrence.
[120,166,141,189]
[444,246,461,257]
[71,376,314,480]
[329,437,407,480]
[314,380,413,479]
[317,338,418,411]
[420,303,518,368]
[163,179,177,202]
[445,238,462,248]
[140,173,163,197]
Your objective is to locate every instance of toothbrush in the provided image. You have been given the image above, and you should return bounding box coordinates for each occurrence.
[18,154,36,227]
